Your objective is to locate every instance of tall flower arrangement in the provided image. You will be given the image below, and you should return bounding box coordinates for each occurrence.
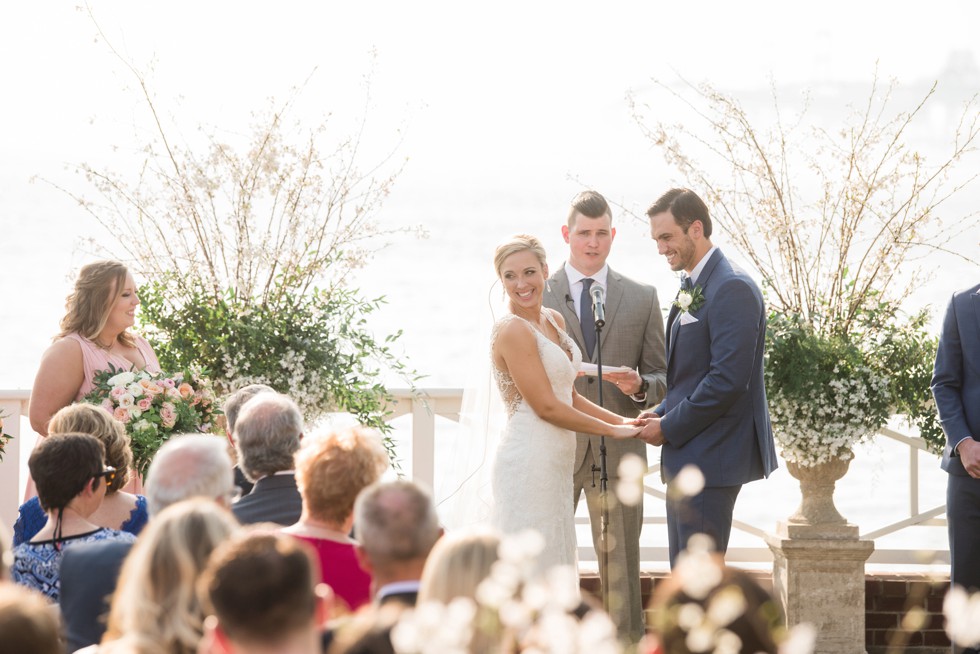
[633,73,978,461]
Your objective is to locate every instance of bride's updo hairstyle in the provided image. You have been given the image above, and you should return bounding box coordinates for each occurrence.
[57,260,137,348]
[493,234,548,278]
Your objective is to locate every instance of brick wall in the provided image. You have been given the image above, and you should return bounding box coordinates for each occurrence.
[581,571,951,653]
[866,574,949,654]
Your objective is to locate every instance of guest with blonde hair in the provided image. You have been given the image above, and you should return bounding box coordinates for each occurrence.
[13,403,148,545]
[92,499,240,654]
[417,530,500,605]
[283,425,389,612]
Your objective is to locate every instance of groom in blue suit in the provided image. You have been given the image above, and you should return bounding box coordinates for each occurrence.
[933,282,980,654]
[637,188,778,566]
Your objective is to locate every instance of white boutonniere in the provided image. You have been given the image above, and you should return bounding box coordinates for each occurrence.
[673,285,705,314]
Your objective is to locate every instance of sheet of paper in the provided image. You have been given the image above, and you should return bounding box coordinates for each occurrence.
[578,363,634,377]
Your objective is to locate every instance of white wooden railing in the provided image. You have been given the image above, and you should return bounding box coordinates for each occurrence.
[0,388,951,568]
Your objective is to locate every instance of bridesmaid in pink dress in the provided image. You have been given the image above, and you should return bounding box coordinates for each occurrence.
[28,261,161,496]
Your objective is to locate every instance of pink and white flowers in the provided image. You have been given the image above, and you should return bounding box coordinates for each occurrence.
[83,364,220,476]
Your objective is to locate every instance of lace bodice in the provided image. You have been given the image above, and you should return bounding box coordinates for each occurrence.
[490,312,582,417]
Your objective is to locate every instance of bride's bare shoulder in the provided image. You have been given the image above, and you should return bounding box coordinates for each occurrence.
[492,315,534,346]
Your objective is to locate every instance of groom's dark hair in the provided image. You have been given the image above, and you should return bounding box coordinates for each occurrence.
[568,190,611,226]
[647,188,712,237]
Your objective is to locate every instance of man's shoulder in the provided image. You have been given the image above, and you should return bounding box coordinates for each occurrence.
[609,267,656,293]
[61,539,133,567]
[952,283,980,303]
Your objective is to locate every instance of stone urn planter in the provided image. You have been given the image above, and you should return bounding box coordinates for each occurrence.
[785,456,851,526]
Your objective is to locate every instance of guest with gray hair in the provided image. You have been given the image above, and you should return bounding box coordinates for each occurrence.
[327,481,441,654]
[223,383,276,497]
[145,434,238,517]
[353,480,441,606]
[59,434,236,652]
[232,393,305,526]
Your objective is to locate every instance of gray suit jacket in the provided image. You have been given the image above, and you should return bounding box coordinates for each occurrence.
[933,282,980,475]
[656,249,777,486]
[544,264,668,472]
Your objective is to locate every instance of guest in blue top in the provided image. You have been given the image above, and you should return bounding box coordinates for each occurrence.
[13,403,148,545]
[11,432,136,601]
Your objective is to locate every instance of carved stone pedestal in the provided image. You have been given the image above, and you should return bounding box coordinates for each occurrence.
[766,522,874,654]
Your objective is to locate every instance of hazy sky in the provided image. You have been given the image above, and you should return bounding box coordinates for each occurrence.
[2,1,978,388]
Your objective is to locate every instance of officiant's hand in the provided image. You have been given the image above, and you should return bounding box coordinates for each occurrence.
[604,369,643,395]
[636,417,665,447]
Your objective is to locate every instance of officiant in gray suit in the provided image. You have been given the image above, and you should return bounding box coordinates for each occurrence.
[543,190,667,644]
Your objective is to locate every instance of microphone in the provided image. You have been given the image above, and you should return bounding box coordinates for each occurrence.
[590,284,606,328]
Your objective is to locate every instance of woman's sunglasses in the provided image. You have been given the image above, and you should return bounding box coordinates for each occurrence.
[97,465,117,484]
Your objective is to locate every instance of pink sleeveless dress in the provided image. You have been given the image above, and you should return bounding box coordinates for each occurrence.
[24,333,162,499]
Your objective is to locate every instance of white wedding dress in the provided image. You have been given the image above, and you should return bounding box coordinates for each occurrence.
[490,313,581,574]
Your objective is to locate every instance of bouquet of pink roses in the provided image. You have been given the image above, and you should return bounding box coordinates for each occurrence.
[82,364,220,477]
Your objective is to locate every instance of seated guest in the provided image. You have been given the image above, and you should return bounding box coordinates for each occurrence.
[92,499,240,654]
[642,545,783,654]
[13,403,148,545]
[222,383,276,497]
[198,531,329,654]
[327,480,442,654]
[11,433,136,602]
[0,583,64,654]
[60,434,236,652]
[232,393,305,526]
[283,425,389,612]
[417,530,500,606]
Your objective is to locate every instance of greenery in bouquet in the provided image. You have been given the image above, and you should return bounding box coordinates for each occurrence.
[83,364,220,477]
[0,411,12,462]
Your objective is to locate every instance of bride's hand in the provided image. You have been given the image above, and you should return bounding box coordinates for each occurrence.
[610,423,642,439]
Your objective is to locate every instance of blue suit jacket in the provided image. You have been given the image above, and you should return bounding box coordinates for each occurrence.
[655,249,778,486]
[932,282,980,476]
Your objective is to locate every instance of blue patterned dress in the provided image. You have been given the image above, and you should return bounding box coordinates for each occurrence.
[12,496,149,545]
[11,528,137,602]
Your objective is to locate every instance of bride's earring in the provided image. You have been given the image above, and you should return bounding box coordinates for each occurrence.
[546,281,552,293]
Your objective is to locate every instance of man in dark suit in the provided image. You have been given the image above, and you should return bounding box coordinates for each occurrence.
[231,393,304,526]
[932,282,980,654]
[639,188,778,567]
[543,190,667,644]
[60,434,237,652]
[328,480,442,654]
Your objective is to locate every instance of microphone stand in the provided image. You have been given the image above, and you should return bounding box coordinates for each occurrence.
[590,305,611,615]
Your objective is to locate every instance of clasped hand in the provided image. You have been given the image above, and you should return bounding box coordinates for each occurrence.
[611,411,664,446]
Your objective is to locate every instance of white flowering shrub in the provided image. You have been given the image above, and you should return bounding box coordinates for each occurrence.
[765,312,892,467]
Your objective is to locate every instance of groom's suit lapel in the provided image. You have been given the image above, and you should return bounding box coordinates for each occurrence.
[666,249,725,369]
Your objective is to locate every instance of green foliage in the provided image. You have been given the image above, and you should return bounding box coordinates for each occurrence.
[138,276,415,464]
[766,301,944,462]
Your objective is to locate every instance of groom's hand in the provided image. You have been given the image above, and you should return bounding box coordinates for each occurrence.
[637,418,665,447]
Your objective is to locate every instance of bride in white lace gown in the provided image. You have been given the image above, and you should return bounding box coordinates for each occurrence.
[489,235,641,574]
